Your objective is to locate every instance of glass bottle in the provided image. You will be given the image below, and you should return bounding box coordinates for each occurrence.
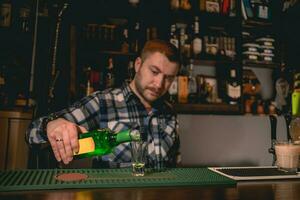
[130,21,140,53]
[85,66,93,96]
[168,76,178,103]
[178,64,189,104]
[126,60,135,83]
[187,61,198,103]
[121,27,129,53]
[180,0,192,10]
[19,4,31,33]
[226,67,241,105]
[0,0,12,28]
[290,74,300,143]
[169,24,179,49]
[191,16,202,59]
[199,0,206,11]
[170,0,180,10]
[105,57,115,88]
[74,129,141,159]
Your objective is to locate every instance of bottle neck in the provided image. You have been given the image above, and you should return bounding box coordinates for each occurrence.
[116,129,141,144]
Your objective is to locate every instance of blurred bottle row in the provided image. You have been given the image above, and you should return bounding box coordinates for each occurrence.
[80,16,237,62]
[170,0,237,16]
[168,59,241,105]
[79,56,135,98]
[169,16,236,62]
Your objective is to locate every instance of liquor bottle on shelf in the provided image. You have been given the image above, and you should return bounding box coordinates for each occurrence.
[187,61,198,103]
[18,4,31,33]
[170,0,180,11]
[128,0,140,7]
[0,0,12,28]
[105,57,115,88]
[216,49,229,102]
[121,27,130,53]
[84,66,94,96]
[178,64,189,104]
[130,21,141,53]
[205,0,220,13]
[126,60,135,83]
[168,76,178,104]
[184,26,191,59]
[170,0,192,11]
[74,128,141,159]
[199,0,206,12]
[179,25,190,60]
[226,67,241,105]
[255,0,271,20]
[191,16,202,60]
[229,0,236,17]
[179,26,185,51]
[196,75,209,103]
[169,24,179,49]
[146,26,158,41]
[221,0,230,15]
[289,73,300,143]
[180,0,192,10]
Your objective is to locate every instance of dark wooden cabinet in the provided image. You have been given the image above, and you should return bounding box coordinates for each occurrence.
[0,109,32,170]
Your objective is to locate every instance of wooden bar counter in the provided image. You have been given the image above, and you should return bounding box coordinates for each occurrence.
[1,180,300,200]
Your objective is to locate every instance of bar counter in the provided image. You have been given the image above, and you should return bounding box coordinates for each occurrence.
[1,180,300,200]
[1,168,300,200]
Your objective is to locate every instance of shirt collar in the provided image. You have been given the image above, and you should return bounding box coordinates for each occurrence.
[121,82,136,103]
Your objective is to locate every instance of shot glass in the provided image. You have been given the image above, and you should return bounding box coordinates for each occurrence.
[131,141,147,176]
[275,141,300,173]
[148,159,167,173]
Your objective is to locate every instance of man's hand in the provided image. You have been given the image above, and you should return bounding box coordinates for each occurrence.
[46,118,87,164]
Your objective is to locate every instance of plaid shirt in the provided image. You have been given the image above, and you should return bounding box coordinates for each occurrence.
[26,83,180,168]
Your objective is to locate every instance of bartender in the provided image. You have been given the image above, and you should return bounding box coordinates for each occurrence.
[26,39,181,169]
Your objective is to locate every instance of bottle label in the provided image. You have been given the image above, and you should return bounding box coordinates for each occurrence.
[168,77,178,95]
[75,137,95,155]
[170,38,179,48]
[227,84,241,98]
[193,38,202,54]
[206,1,220,13]
[230,69,236,78]
[258,6,268,19]
[178,76,188,103]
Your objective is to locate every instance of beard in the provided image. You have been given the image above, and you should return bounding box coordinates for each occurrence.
[134,73,165,104]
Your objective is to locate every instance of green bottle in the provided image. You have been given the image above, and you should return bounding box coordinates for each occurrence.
[290,78,300,143]
[74,128,141,159]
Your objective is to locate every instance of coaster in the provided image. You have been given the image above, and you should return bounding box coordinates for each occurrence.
[55,173,88,182]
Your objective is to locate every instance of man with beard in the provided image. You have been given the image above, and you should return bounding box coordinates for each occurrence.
[26,39,181,168]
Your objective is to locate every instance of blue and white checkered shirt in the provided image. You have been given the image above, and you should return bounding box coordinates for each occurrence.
[26,83,180,168]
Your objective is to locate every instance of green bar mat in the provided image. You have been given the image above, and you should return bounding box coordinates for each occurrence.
[0,168,236,192]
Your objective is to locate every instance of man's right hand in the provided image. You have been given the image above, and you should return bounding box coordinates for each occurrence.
[46,118,87,164]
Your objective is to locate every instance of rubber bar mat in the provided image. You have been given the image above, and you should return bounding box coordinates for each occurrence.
[0,168,235,192]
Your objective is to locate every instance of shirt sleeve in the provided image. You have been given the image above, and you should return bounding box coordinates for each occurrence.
[25,92,102,146]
